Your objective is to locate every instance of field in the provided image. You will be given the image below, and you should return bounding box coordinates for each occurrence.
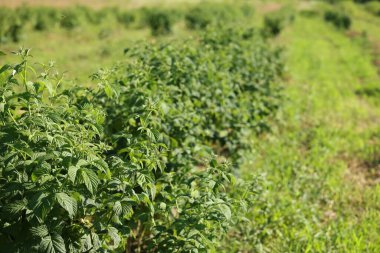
[1,0,380,252]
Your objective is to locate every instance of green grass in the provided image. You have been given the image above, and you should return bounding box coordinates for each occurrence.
[229,8,380,253]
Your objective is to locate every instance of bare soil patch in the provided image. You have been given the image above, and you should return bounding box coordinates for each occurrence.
[0,0,121,9]
[260,2,283,14]
[345,147,380,188]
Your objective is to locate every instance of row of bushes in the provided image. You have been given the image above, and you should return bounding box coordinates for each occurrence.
[0,3,255,42]
[0,6,98,43]
[0,25,282,252]
[322,0,380,29]
[0,8,24,43]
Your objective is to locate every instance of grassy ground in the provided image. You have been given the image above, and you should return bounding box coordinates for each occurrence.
[1,1,380,252]
[234,3,380,252]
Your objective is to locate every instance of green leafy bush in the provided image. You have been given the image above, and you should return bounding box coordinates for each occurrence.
[15,5,33,24]
[34,13,50,31]
[143,9,173,36]
[60,9,81,30]
[0,38,265,251]
[0,3,282,249]
[76,6,105,25]
[262,6,295,38]
[263,16,283,37]
[185,3,247,30]
[185,6,212,30]
[0,50,116,252]
[116,11,136,28]
[324,11,352,30]
[7,23,23,43]
[33,8,60,32]
[102,27,282,164]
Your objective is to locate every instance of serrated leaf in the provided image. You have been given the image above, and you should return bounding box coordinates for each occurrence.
[68,166,79,183]
[56,192,77,219]
[40,233,66,253]
[81,169,99,194]
[146,128,156,142]
[28,192,53,222]
[137,173,146,187]
[113,201,122,216]
[122,203,134,219]
[30,225,49,238]
[4,199,27,215]
[77,159,88,167]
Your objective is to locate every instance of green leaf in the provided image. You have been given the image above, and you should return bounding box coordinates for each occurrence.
[104,84,113,98]
[81,169,99,194]
[40,233,66,253]
[4,199,27,216]
[30,225,49,238]
[32,162,51,180]
[77,159,88,167]
[210,159,218,168]
[107,227,121,250]
[0,50,6,56]
[28,192,53,222]
[137,173,146,187]
[146,128,156,142]
[0,102,4,113]
[56,192,77,219]
[219,204,231,220]
[113,201,122,216]
[122,203,134,219]
[68,166,79,183]
[0,64,11,75]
